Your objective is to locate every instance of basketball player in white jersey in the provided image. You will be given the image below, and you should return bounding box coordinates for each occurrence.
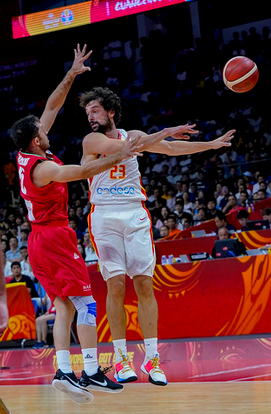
[80,86,235,386]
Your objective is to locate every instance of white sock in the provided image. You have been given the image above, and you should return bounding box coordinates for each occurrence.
[144,338,158,363]
[56,350,72,373]
[82,348,99,376]
[113,339,127,363]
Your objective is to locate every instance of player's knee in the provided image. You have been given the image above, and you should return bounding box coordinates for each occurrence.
[107,278,126,299]
[68,296,97,327]
[134,275,153,298]
[54,297,75,317]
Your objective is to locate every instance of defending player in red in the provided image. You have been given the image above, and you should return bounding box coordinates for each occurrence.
[11,45,142,404]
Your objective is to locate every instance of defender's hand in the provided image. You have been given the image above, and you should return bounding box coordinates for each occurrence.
[71,44,92,75]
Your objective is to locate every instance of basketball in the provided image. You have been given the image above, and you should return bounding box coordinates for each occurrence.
[222,56,259,93]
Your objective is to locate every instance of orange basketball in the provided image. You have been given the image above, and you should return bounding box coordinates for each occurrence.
[222,56,259,93]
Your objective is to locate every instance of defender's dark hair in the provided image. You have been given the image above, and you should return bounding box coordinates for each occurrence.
[79,87,122,125]
[11,115,40,150]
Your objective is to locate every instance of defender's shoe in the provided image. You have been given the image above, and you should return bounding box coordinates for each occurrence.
[52,369,94,404]
[79,366,123,393]
[141,354,167,386]
[114,351,138,383]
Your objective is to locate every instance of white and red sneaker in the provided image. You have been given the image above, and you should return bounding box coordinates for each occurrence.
[114,350,137,383]
[141,354,167,386]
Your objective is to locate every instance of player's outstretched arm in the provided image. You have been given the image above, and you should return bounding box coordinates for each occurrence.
[128,123,199,152]
[40,44,92,133]
[80,124,199,157]
[32,136,142,187]
[145,129,236,155]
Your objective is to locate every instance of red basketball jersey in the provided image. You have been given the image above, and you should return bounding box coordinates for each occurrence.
[16,150,68,224]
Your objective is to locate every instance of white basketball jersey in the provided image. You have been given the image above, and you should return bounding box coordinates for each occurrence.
[89,129,147,206]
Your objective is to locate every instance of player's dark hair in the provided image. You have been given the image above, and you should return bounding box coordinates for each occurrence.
[79,86,122,125]
[11,115,40,150]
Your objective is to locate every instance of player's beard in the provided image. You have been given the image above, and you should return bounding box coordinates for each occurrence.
[90,115,113,134]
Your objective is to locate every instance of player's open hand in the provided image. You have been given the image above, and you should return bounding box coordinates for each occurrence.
[120,134,143,159]
[211,129,236,149]
[71,44,92,75]
[168,123,199,140]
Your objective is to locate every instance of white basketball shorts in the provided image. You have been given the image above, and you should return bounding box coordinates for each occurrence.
[89,202,156,281]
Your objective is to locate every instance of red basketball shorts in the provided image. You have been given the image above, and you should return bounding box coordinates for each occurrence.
[28,221,92,302]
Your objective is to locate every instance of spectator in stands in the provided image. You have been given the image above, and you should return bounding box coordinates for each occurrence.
[9,261,38,298]
[236,178,252,198]
[214,211,236,234]
[259,180,270,195]
[75,206,88,240]
[214,183,222,205]
[196,170,208,194]
[222,194,246,214]
[219,147,238,165]
[216,167,225,186]
[1,239,8,255]
[266,180,271,197]
[189,182,198,203]
[194,207,208,225]
[21,253,35,281]
[68,207,76,220]
[182,191,194,215]
[77,242,86,260]
[5,236,21,263]
[68,219,79,238]
[159,225,169,239]
[175,180,183,198]
[206,198,218,220]
[83,232,98,265]
[261,207,271,228]
[167,165,182,185]
[181,217,193,230]
[1,251,12,279]
[252,173,265,194]
[144,184,155,206]
[147,187,166,215]
[19,245,30,273]
[212,227,247,258]
[237,190,249,208]
[151,222,161,241]
[257,189,267,200]
[33,296,56,349]
[18,229,29,248]
[218,186,232,210]
[166,186,177,212]
[197,190,206,206]
[173,199,193,228]
[21,221,32,233]
[167,214,182,237]
[236,209,250,232]
[154,206,170,230]
[226,166,239,194]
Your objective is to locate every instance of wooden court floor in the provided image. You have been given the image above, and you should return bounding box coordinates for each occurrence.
[1,382,271,414]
